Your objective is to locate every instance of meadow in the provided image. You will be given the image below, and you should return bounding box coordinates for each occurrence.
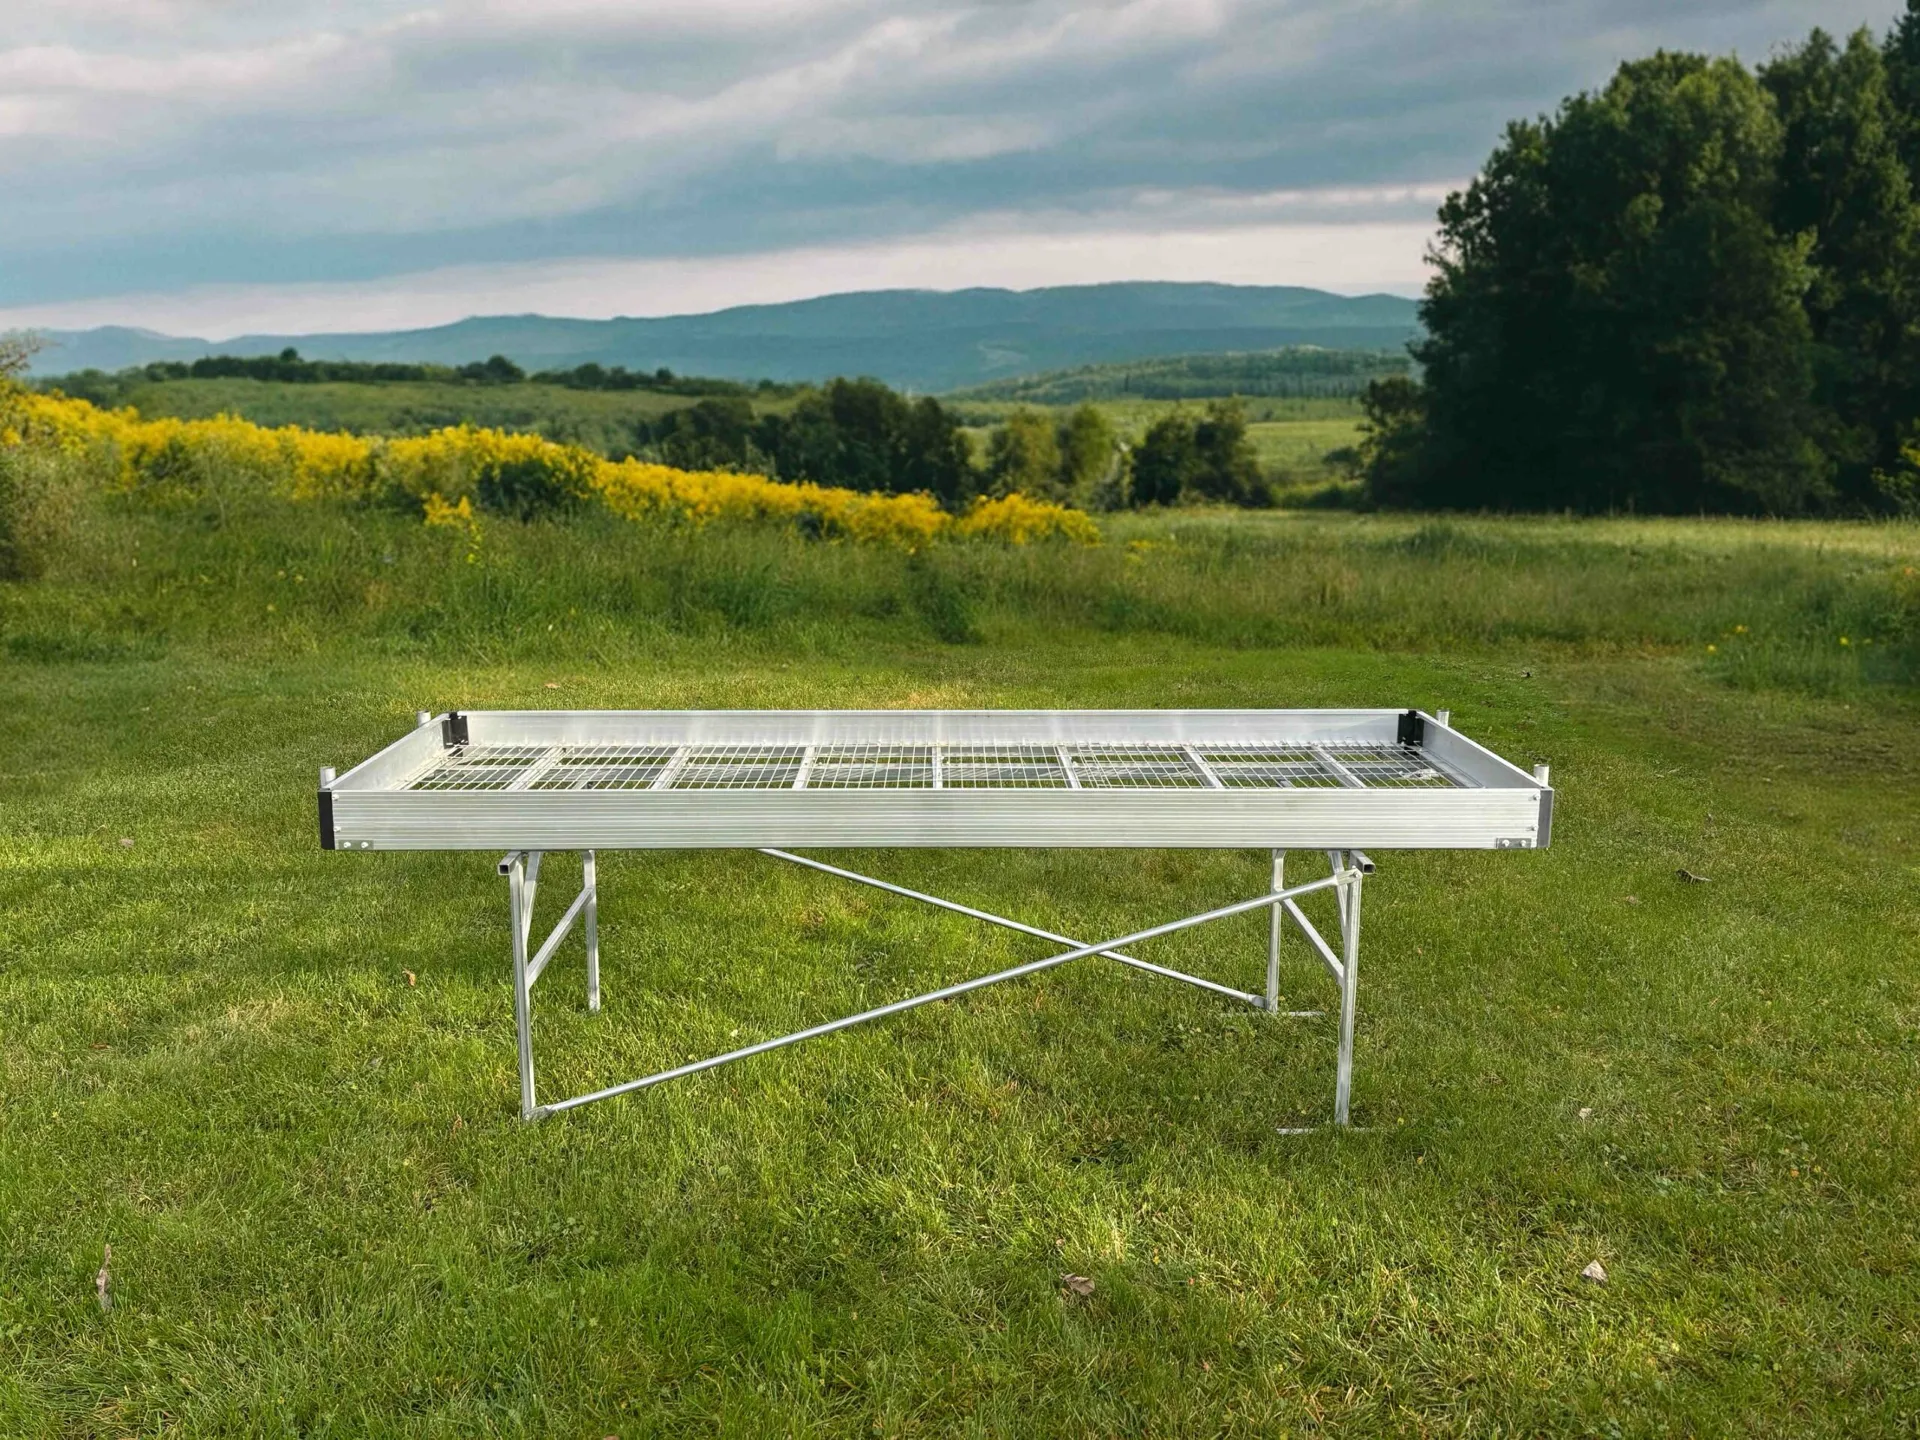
[952,397,1364,494]
[40,377,740,459]
[2,414,1918,1435]
[48,372,1366,499]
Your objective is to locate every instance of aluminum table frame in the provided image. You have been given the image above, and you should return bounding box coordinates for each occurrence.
[319,708,1553,1126]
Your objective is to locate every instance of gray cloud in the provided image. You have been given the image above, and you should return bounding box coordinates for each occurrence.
[0,0,1893,316]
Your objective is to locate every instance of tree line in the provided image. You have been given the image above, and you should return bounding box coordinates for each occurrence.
[635,379,1276,512]
[1366,5,1920,514]
[46,350,786,403]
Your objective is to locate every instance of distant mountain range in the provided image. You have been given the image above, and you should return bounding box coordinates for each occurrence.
[27,283,1420,392]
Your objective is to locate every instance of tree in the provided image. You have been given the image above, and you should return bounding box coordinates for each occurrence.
[897,395,977,511]
[1124,402,1267,506]
[0,331,41,386]
[1129,414,1195,506]
[986,409,1063,497]
[457,354,525,385]
[1057,404,1117,502]
[1356,377,1427,507]
[753,378,977,510]
[1882,0,1920,178]
[1763,27,1920,508]
[645,396,759,471]
[1409,52,1829,513]
[1190,400,1264,504]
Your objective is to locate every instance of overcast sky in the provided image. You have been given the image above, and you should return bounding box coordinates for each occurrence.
[0,0,1890,337]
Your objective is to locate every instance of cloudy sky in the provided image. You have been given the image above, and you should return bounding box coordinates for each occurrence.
[0,0,1889,337]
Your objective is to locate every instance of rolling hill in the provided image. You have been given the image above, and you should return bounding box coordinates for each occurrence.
[28,283,1420,392]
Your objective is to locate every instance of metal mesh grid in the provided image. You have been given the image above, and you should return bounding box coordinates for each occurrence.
[529,746,677,791]
[1323,746,1455,788]
[1195,746,1345,789]
[941,746,1071,789]
[409,746,551,791]
[1068,746,1210,789]
[409,740,1462,792]
[669,745,807,789]
[806,745,936,789]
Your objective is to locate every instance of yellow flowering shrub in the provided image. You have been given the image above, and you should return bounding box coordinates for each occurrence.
[6,391,1101,548]
[954,492,1102,544]
[420,491,475,528]
[593,460,951,548]
[381,426,600,514]
[5,390,126,454]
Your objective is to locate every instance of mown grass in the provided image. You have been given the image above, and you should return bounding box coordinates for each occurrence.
[2,498,1918,1436]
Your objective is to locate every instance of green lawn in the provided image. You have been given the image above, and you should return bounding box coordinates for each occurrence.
[2,509,1917,1435]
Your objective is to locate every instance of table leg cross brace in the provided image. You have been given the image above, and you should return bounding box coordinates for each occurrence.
[500,850,1369,1126]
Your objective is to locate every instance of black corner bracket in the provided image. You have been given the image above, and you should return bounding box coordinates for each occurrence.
[441,711,469,748]
[317,788,336,850]
[1396,709,1425,747]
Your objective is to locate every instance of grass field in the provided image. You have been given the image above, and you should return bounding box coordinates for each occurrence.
[3,504,1918,1436]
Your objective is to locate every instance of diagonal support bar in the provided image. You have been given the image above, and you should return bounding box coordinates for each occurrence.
[759,848,1266,1007]
[526,883,591,988]
[1280,897,1345,985]
[539,871,1349,1117]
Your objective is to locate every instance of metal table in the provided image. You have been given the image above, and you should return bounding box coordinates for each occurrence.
[320,708,1552,1124]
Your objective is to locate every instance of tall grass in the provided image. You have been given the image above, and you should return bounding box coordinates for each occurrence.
[4,448,1915,697]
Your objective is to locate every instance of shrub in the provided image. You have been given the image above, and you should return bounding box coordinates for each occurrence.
[2,391,1099,556]
[954,492,1101,544]
[0,446,79,580]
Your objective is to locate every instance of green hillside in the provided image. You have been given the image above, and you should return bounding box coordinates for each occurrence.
[30,283,1421,392]
[946,347,1410,404]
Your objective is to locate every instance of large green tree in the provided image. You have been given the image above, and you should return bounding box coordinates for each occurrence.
[1762,27,1920,508]
[1409,53,1831,513]
[1125,402,1264,507]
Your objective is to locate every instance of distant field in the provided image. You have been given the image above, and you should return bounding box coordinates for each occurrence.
[1246,414,1361,480]
[954,398,1365,495]
[945,347,1409,405]
[64,377,730,454]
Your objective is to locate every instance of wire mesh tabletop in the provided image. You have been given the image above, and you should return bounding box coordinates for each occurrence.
[320,708,1552,853]
[404,739,1467,793]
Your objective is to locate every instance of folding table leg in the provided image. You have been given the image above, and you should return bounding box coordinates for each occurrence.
[1267,849,1284,1012]
[508,852,539,1122]
[1333,854,1363,1127]
[583,849,600,1013]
